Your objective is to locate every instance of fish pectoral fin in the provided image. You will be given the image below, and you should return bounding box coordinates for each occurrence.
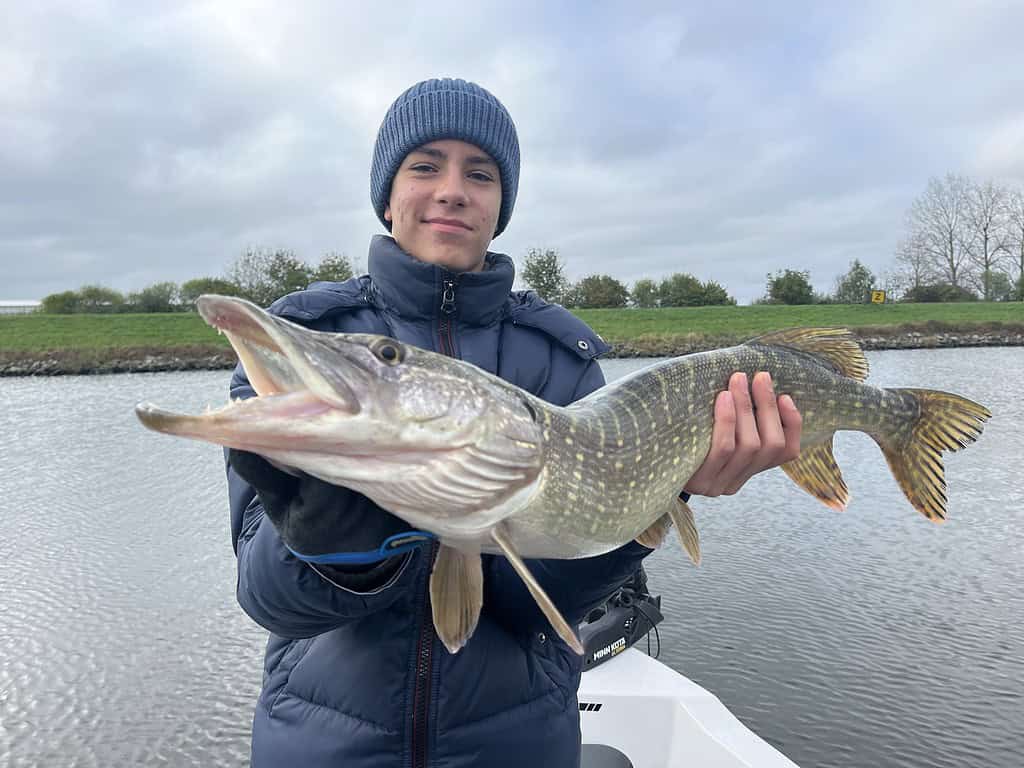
[490,523,584,655]
[781,436,849,511]
[669,497,702,566]
[430,544,484,654]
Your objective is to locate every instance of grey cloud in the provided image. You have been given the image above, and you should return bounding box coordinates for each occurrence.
[2,1,1022,304]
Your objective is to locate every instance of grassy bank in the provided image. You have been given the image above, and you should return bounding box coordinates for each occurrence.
[0,312,230,351]
[1,302,1022,353]
[573,301,1024,341]
[1,302,1022,373]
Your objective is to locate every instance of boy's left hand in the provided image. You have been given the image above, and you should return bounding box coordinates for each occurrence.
[683,371,802,497]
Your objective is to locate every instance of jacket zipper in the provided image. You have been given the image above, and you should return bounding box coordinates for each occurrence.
[411,541,438,768]
[437,276,458,357]
[412,279,458,768]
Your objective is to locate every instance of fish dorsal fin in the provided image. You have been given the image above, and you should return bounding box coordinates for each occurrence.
[430,544,484,654]
[748,328,869,382]
[780,435,850,511]
[490,523,583,654]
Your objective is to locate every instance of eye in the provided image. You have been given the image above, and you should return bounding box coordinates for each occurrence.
[409,163,436,174]
[468,170,494,182]
[373,340,404,365]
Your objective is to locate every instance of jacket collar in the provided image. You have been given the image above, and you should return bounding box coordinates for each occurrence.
[367,235,515,326]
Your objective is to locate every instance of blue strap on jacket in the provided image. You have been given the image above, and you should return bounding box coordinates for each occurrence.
[285,530,438,565]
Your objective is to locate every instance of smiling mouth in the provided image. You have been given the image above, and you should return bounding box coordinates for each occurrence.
[426,219,472,231]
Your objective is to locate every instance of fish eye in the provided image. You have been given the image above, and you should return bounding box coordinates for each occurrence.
[373,340,404,365]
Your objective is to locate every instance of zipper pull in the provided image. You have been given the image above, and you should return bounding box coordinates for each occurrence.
[440,277,457,315]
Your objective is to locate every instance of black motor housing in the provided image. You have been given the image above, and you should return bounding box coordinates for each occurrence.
[579,567,664,671]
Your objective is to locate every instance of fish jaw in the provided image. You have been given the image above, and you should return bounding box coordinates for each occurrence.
[135,392,345,453]
[135,294,391,453]
[196,294,360,413]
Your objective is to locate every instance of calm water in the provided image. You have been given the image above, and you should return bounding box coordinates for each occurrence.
[1,348,1021,767]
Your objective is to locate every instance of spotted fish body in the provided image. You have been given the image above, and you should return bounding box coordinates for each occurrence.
[135,298,991,655]
[507,332,984,559]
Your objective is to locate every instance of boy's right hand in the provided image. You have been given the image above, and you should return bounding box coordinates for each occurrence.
[228,449,431,566]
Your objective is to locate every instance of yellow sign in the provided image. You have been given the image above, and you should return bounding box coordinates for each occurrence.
[870,290,886,304]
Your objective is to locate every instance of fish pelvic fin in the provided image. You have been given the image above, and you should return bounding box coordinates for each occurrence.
[872,389,991,523]
[669,497,702,565]
[781,436,850,511]
[635,497,702,565]
[748,327,869,382]
[490,523,583,655]
[634,513,672,549]
[430,544,484,654]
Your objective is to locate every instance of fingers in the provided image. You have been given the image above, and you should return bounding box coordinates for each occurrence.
[684,371,804,498]
[718,372,762,493]
[682,388,736,496]
[778,394,803,462]
[749,372,788,463]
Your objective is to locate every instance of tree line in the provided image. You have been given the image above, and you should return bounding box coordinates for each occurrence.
[39,173,1024,314]
[524,172,1024,307]
[40,249,355,314]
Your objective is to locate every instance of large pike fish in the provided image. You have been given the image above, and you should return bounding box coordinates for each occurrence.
[136,296,990,654]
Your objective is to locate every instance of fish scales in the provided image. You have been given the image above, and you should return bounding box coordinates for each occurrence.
[508,344,906,555]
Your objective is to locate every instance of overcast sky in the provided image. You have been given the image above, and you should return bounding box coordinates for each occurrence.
[3,1,1023,304]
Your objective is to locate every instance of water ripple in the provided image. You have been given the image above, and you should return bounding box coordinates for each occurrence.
[1,350,1021,767]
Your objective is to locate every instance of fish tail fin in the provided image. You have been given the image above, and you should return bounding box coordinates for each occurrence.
[872,389,990,523]
[781,436,850,511]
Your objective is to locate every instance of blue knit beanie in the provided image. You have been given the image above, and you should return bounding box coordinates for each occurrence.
[370,78,520,237]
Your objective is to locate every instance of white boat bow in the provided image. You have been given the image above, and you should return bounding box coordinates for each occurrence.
[579,647,799,767]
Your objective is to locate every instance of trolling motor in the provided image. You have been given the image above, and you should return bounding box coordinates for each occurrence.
[579,566,664,671]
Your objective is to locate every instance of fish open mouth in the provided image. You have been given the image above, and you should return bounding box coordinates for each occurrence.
[197,294,359,414]
[135,295,367,445]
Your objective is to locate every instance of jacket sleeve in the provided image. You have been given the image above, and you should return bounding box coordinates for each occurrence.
[485,357,654,639]
[227,362,419,639]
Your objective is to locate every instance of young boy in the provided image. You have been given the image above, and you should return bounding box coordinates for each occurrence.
[227,77,801,767]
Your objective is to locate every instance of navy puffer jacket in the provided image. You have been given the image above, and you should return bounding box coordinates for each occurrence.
[227,235,651,767]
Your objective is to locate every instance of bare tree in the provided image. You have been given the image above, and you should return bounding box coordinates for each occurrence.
[963,179,1010,300]
[893,233,936,292]
[1007,188,1024,300]
[906,174,974,288]
[878,269,904,301]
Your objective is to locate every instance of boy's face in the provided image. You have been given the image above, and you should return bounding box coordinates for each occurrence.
[384,139,502,273]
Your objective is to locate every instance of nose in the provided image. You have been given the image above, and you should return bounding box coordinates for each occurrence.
[434,166,468,207]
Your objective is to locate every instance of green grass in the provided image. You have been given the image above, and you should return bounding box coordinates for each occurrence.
[0,303,1021,354]
[574,302,1024,341]
[0,312,229,351]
